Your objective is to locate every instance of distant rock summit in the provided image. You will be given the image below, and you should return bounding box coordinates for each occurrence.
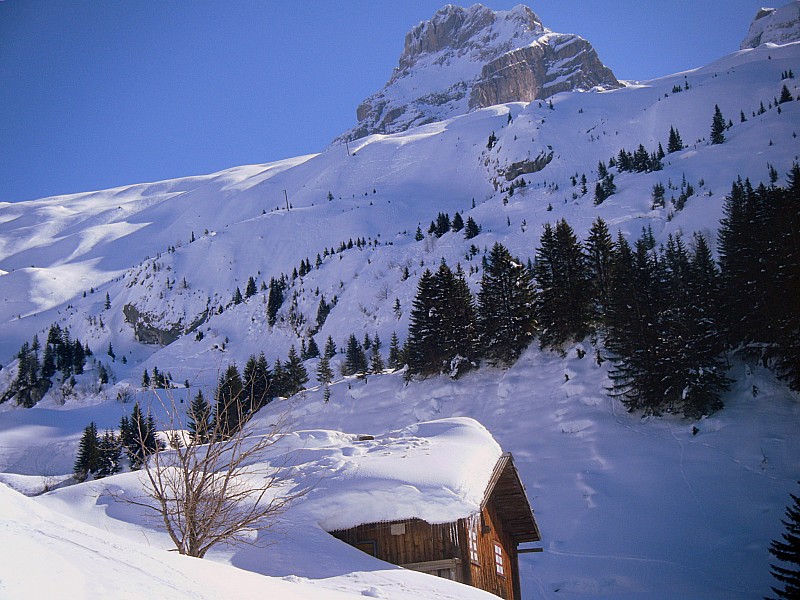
[740,1,800,49]
[341,4,620,141]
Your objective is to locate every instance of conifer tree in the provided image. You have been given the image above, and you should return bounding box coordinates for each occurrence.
[604,233,664,414]
[314,296,331,332]
[187,390,212,444]
[534,220,591,350]
[324,336,337,359]
[74,422,101,482]
[214,365,244,438]
[370,344,385,374]
[233,287,243,305]
[768,484,800,600]
[435,212,451,237]
[306,336,320,359]
[451,212,464,232]
[242,352,271,414]
[266,277,285,326]
[477,243,536,365]
[284,346,309,395]
[271,359,286,397]
[387,332,402,370]
[316,354,333,402]
[585,217,615,326]
[779,84,794,104]
[710,104,726,145]
[342,334,368,376]
[245,276,257,298]
[122,402,160,469]
[667,126,683,153]
[464,217,480,239]
[96,429,122,478]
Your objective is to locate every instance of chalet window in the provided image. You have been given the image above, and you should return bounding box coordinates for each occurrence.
[468,526,480,564]
[493,542,505,577]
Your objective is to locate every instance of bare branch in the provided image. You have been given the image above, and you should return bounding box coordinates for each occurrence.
[114,386,307,558]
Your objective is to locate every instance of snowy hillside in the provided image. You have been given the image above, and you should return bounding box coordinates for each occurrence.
[1,7,800,600]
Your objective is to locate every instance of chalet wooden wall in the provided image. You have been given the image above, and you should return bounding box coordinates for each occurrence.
[330,518,462,572]
[464,499,517,600]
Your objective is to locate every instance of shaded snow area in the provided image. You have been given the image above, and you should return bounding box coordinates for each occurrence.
[0,22,799,600]
[0,418,503,600]
[1,348,798,599]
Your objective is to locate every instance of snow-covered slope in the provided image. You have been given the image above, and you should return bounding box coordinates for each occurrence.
[1,12,799,600]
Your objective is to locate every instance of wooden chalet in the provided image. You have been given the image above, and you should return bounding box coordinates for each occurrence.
[329,452,541,600]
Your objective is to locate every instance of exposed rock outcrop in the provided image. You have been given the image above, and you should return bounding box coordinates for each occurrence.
[740,1,800,49]
[340,4,620,141]
[470,34,619,109]
[123,304,207,346]
[502,151,554,181]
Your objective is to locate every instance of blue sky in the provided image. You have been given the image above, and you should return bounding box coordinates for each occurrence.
[0,0,771,203]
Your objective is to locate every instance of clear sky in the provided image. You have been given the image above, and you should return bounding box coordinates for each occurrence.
[0,0,773,203]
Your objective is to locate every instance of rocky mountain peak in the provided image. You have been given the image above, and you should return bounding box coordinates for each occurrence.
[340,3,620,142]
[740,1,800,49]
[398,4,544,72]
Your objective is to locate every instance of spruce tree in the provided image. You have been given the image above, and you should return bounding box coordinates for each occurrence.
[214,364,244,438]
[477,243,537,365]
[710,104,726,145]
[387,332,402,370]
[74,422,101,482]
[242,353,271,415]
[779,85,794,104]
[316,354,334,402]
[585,217,615,326]
[464,217,480,239]
[605,233,664,414]
[405,263,476,376]
[306,336,320,359]
[284,345,309,395]
[245,276,257,298]
[96,429,122,478]
[370,344,385,374]
[324,336,337,359]
[667,126,683,153]
[769,484,800,600]
[534,220,591,350]
[271,359,287,397]
[343,334,368,376]
[451,212,464,232]
[266,277,285,326]
[122,402,160,469]
[187,390,212,444]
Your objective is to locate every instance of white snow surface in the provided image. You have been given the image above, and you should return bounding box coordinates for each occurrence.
[0,30,800,600]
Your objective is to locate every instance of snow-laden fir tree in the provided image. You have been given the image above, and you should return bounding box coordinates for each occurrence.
[477,243,536,365]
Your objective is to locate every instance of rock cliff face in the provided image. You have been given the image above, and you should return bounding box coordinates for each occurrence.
[341,4,620,141]
[470,33,619,109]
[740,1,800,49]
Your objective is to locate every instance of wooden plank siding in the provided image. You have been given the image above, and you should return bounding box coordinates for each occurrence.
[463,499,516,600]
[329,518,462,577]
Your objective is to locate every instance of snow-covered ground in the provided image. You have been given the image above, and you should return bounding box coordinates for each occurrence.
[0,28,799,600]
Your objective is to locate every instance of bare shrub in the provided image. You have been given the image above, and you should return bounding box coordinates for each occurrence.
[116,390,305,558]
